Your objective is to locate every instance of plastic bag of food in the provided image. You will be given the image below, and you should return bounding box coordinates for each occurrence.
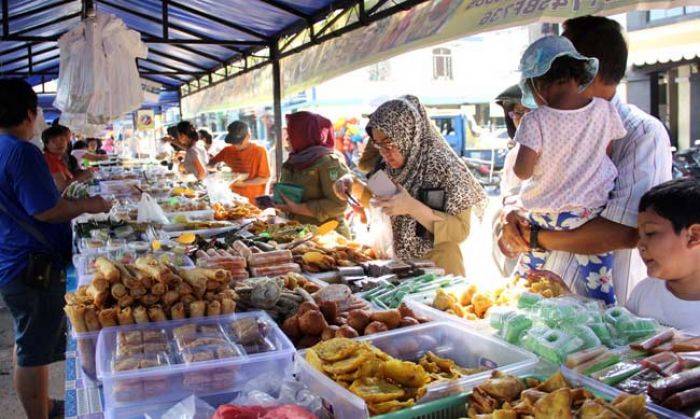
[361,205,394,259]
[137,193,170,224]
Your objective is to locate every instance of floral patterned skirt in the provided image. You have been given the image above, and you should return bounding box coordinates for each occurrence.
[516,208,616,305]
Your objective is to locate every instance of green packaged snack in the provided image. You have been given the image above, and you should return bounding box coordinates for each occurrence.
[502,313,533,344]
[517,292,542,309]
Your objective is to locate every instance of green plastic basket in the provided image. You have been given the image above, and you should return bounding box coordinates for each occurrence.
[273,182,305,204]
[372,393,469,419]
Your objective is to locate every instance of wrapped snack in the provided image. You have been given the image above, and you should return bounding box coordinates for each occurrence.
[119,331,142,346]
[65,292,78,306]
[139,294,160,307]
[118,295,136,308]
[133,306,149,324]
[221,298,236,314]
[173,324,197,344]
[111,282,128,299]
[177,282,194,296]
[64,305,88,332]
[98,308,119,328]
[135,256,171,282]
[171,302,186,320]
[130,287,147,298]
[148,305,168,322]
[162,290,180,306]
[150,282,166,296]
[117,307,135,325]
[95,257,120,283]
[207,300,221,316]
[190,300,206,317]
[248,250,293,267]
[90,275,110,293]
[83,306,101,332]
[181,294,196,306]
[93,290,110,309]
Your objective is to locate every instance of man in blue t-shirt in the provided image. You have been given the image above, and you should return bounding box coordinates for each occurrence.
[0,79,111,419]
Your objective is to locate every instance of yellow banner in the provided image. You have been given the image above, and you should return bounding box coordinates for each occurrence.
[182,0,699,117]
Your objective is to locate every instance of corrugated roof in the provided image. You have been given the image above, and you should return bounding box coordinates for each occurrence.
[0,0,342,89]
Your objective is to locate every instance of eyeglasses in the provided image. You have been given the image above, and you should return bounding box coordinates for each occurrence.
[373,137,397,152]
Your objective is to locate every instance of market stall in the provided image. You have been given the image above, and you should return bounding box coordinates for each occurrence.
[3,1,700,419]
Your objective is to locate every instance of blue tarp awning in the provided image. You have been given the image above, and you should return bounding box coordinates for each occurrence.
[0,0,340,90]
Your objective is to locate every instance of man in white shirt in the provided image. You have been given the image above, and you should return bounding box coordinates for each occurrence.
[497,16,672,305]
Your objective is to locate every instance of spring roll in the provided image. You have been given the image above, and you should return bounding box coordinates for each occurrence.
[98,308,119,328]
[150,282,166,296]
[133,269,153,289]
[181,294,195,306]
[204,292,216,302]
[65,292,78,305]
[84,306,101,331]
[122,274,144,290]
[133,306,150,324]
[64,305,88,332]
[206,300,221,317]
[111,283,128,299]
[117,307,135,325]
[130,286,147,298]
[91,275,110,293]
[189,300,206,318]
[178,269,208,297]
[221,298,236,314]
[118,295,135,308]
[95,257,120,283]
[162,290,179,306]
[177,282,194,296]
[94,290,110,309]
[147,305,168,322]
[135,256,169,282]
[139,294,160,307]
[171,302,186,320]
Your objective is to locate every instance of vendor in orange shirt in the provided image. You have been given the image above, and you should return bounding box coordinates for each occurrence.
[208,121,271,204]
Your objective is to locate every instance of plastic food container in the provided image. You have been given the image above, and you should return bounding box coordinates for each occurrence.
[560,366,687,419]
[96,311,295,415]
[403,288,493,331]
[295,321,538,419]
[72,329,101,381]
[75,252,194,286]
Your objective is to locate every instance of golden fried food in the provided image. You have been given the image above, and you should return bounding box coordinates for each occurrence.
[322,349,373,375]
[305,348,324,372]
[533,388,573,419]
[381,359,429,388]
[314,338,361,362]
[367,399,415,415]
[349,377,405,403]
[536,371,570,393]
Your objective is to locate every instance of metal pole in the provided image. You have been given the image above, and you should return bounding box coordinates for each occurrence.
[27,45,32,74]
[271,40,283,180]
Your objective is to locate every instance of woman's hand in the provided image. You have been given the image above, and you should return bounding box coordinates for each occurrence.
[372,186,417,217]
[333,174,354,201]
[527,270,572,295]
[497,210,531,257]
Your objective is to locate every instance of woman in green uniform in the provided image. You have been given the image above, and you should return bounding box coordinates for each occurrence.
[275,111,351,236]
[335,96,487,275]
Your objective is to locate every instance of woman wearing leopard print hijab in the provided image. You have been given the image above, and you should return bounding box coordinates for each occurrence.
[337,96,486,275]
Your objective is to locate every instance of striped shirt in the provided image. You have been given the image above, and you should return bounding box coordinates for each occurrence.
[544,93,672,305]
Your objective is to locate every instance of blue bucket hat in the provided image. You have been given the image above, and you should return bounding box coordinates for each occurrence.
[518,35,599,109]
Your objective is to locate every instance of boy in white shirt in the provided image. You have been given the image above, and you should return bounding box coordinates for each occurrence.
[627,179,700,334]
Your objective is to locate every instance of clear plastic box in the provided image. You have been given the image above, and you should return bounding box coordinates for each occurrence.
[96,311,295,415]
[294,321,538,419]
[403,289,493,331]
[75,252,194,285]
[560,366,688,419]
[100,179,141,196]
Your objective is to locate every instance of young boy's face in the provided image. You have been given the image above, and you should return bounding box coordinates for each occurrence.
[638,208,699,280]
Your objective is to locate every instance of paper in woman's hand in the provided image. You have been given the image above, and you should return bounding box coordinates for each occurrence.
[367,170,397,197]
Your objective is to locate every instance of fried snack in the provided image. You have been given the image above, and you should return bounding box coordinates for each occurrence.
[95,257,120,283]
[118,295,136,308]
[314,338,361,362]
[90,275,110,293]
[150,282,166,296]
[117,307,135,325]
[170,302,186,320]
[381,360,430,388]
[98,308,119,328]
[64,305,88,332]
[84,305,101,331]
[533,388,573,419]
[158,290,177,307]
[111,282,128,299]
[148,305,168,322]
[139,294,160,307]
[135,256,170,282]
[221,298,236,315]
[189,300,206,317]
[349,377,405,403]
[130,286,147,298]
[133,306,149,324]
[207,300,221,316]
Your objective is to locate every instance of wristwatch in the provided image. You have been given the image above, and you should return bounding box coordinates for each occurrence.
[529,224,542,251]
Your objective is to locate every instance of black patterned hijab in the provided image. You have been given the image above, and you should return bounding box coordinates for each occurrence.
[367,95,487,261]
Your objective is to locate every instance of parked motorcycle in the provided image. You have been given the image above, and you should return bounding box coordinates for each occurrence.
[463,148,507,191]
[672,143,700,179]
